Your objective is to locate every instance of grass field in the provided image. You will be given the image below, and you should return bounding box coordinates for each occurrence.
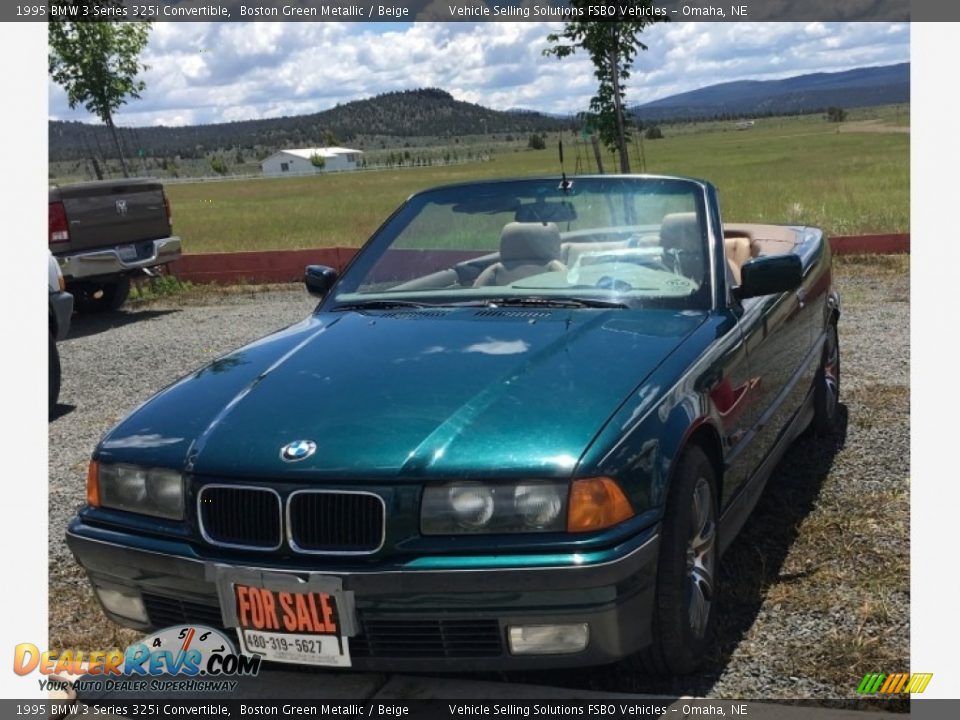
[162,109,909,253]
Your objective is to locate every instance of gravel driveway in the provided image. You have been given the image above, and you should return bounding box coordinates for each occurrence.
[48,257,909,699]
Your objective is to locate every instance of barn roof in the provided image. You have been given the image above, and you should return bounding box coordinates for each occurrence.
[279,147,363,159]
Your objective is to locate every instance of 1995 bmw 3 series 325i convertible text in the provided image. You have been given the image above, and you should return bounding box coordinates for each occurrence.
[67,176,840,675]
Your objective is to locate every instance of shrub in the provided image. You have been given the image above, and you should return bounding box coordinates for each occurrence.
[825,107,847,122]
[209,155,228,175]
[528,133,546,150]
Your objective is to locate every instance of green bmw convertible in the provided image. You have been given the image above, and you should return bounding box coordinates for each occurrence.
[68,175,840,675]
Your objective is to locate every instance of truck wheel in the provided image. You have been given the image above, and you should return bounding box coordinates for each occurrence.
[642,445,718,675]
[100,277,131,311]
[73,277,131,313]
[49,333,61,415]
[813,323,840,436]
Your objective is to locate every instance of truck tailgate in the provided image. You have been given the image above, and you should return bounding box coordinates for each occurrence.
[51,179,171,253]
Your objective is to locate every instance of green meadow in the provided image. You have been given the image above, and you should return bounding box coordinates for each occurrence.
[164,108,909,254]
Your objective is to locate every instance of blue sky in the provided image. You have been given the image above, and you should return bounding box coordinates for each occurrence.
[47,21,910,127]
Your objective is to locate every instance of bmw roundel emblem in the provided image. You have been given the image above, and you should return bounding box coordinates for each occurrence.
[280,440,317,462]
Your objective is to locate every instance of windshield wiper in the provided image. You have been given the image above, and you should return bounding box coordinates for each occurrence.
[331,299,439,312]
[457,296,629,309]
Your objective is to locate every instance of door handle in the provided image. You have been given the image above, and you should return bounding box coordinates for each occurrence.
[796,288,807,309]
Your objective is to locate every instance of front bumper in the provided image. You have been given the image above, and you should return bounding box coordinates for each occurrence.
[57,236,182,281]
[66,520,660,671]
[49,290,73,340]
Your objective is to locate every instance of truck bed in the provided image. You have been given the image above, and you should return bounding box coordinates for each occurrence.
[49,179,171,254]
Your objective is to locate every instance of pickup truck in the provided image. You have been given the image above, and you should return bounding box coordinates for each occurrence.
[48,179,182,312]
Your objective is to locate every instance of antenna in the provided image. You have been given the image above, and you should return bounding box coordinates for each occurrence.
[558,138,571,192]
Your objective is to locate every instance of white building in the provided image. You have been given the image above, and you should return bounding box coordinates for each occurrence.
[261,147,363,176]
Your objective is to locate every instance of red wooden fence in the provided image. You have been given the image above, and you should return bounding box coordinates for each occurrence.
[169,234,909,285]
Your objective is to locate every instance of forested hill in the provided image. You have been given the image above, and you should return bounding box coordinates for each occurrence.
[630,63,909,121]
[49,88,571,162]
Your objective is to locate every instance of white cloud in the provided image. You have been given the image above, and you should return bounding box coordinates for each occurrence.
[47,21,909,127]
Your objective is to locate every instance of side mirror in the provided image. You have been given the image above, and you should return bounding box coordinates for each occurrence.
[735,254,802,300]
[304,265,338,298]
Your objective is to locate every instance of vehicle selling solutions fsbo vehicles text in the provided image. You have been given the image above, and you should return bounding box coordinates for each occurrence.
[448,4,667,17]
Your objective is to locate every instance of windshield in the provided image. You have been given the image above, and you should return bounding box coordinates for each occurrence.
[331,177,711,310]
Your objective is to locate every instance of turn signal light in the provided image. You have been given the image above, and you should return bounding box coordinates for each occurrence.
[86,460,100,507]
[566,477,634,532]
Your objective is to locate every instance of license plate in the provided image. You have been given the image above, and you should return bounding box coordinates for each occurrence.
[212,570,356,668]
[117,244,137,261]
[240,628,351,668]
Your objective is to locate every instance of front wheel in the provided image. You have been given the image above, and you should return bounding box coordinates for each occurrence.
[643,445,719,675]
[812,322,840,436]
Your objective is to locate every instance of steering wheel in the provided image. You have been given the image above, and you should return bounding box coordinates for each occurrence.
[596,275,633,292]
[627,233,658,248]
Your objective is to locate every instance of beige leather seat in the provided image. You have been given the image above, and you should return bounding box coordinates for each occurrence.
[724,235,752,285]
[474,222,566,287]
[562,240,631,268]
[659,212,705,286]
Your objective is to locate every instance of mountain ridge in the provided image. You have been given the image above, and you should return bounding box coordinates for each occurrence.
[49,63,910,163]
[630,62,909,121]
[48,88,569,162]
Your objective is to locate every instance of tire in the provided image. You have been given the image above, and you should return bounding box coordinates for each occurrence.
[812,322,840,436]
[642,445,719,675]
[73,276,131,314]
[49,333,61,415]
[102,276,131,310]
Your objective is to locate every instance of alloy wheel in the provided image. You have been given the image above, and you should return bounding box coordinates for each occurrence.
[822,330,840,419]
[685,477,716,640]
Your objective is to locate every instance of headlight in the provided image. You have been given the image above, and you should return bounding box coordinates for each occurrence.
[93,462,184,520]
[448,484,495,529]
[421,481,566,534]
[515,482,564,529]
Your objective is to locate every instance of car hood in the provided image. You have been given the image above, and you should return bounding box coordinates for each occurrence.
[99,308,706,480]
